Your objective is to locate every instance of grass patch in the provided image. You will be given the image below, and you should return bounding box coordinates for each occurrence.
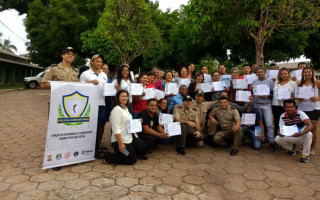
[0,84,25,90]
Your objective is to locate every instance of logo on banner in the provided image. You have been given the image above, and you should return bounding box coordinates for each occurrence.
[47,155,52,162]
[56,154,62,160]
[57,91,91,126]
[65,152,71,159]
[74,151,79,157]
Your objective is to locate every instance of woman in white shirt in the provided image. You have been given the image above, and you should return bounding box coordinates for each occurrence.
[115,64,134,113]
[297,67,320,155]
[104,90,147,164]
[272,68,296,136]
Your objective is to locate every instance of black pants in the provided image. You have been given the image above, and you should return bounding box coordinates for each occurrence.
[272,105,284,136]
[109,135,146,165]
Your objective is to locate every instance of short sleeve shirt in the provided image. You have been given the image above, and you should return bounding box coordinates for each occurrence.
[191,101,217,126]
[137,110,160,133]
[209,105,240,130]
[42,62,78,82]
[279,110,309,129]
[174,107,199,124]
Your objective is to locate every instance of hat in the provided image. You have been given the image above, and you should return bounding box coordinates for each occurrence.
[91,54,104,61]
[62,47,75,54]
[195,89,204,96]
[183,95,192,101]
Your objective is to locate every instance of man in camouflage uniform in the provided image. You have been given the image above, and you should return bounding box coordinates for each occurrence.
[209,96,242,156]
[174,95,203,155]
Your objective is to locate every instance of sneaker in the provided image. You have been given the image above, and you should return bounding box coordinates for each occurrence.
[230,149,238,156]
[288,151,296,156]
[176,147,186,155]
[300,155,309,163]
[269,144,275,151]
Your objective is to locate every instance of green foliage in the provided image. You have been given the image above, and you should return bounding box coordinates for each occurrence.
[0,0,33,14]
[25,0,105,68]
[96,0,161,64]
[0,33,17,52]
[305,28,320,69]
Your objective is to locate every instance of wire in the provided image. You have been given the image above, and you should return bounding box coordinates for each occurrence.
[0,20,28,42]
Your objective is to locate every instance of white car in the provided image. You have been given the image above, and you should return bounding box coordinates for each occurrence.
[24,71,45,89]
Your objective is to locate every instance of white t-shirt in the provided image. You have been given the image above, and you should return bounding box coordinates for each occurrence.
[110,106,133,144]
[80,69,108,106]
[272,81,296,106]
[297,84,319,111]
[119,79,132,103]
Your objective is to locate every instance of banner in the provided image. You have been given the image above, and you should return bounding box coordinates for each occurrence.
[43,82,99,169]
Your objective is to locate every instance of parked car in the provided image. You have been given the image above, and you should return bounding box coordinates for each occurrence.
[24,71,45,89]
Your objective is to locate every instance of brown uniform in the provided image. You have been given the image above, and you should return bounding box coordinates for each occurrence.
[209,105,242,150]
[174,107,202,148]
[42,62,78,82]
[191,101,217,135]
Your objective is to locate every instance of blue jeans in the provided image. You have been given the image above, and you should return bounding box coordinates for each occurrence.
[241,125,262,150]
[254,103,275,144]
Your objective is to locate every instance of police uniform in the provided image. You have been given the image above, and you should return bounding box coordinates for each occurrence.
[191,100,217,135]
[174,103,203,148]
[209,105,242,150]
[42,62,78,82]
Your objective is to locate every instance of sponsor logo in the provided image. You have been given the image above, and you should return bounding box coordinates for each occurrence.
[47,155,52,162]
[57,91,91,126]
[56,154,62,160]
[64,152,71,159]
[74,151,79,157]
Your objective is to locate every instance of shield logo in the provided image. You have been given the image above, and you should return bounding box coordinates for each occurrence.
[62,91,89,117]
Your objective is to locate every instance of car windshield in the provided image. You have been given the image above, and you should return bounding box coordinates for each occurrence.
[36,72,45,77]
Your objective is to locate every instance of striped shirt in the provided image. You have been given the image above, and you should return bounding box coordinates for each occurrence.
[279,110,309,129]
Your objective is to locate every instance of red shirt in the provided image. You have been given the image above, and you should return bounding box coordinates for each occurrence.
[133,84,155,113]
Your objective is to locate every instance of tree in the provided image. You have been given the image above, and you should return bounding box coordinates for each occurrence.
[304,28,320,69]
[186,0,320,66]
[25,0,105,67]
[1,39,18,52]
[0,0,33,15]
[97,0,161,64]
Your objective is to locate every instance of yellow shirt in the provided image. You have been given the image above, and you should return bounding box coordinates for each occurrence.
[42,62,78,82]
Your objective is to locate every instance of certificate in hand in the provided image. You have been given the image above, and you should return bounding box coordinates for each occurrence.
[275,88,291,100]
[203,74,212,83]
[179,78,191,87]
[143,88,155,100]
[244,74,258,84]
[281,124,300,137]
[212,81,225,91]
[164,122,182,136]
[155,89,165,99]
[266,70,279,80]
[253,85,270,96]
[236,90,251,102]
[103,83,117,96]
[127,119,142,134]
[130,83,143,95]
[292,69,302,81]
[199,82,213,93]
[254,126,262,137]
[295,86,315,100]
[241,113,256,125]
[233,79,248,89]
[159,113,174,125]
[221,75,231,87]
[165,83,179,95]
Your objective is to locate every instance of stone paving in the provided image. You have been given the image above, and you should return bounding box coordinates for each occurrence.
[1,89,320,200]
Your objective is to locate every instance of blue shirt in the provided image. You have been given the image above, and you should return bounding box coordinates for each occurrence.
[168,93,183,112]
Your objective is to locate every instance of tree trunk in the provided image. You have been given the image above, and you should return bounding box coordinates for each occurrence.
[255,39,265,66]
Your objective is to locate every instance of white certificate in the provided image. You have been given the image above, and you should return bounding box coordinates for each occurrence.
[143,88,155,100]
[233,79,248,89]
[199,82,213,93]
[179,78,191,87]
[221,75,231,87]
[165,83,179,95]
[275,88,291,100]
[266,70,279,80]
[255,126,262,136]
[295,86,315,100]
[103,83,117,96]
[130,83,143,95]
[155,89,165,99]
[292,69,302,81]
[127,119,142,134]
[212,81,225,91]
[281,124,300,137]
[244,74,258,84]
[159,113,174,125]
[241,113,256,125]
[203,74,212,83]
[236,90,251,102]
[164,122,182,136]
[253,85,270,96]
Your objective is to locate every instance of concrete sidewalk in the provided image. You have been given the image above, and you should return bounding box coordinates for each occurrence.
[1,89,320,200]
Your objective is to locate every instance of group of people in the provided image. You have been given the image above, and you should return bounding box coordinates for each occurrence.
[41,47,320,169]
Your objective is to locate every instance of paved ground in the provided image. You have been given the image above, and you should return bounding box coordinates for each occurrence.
[1,89,320,200]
